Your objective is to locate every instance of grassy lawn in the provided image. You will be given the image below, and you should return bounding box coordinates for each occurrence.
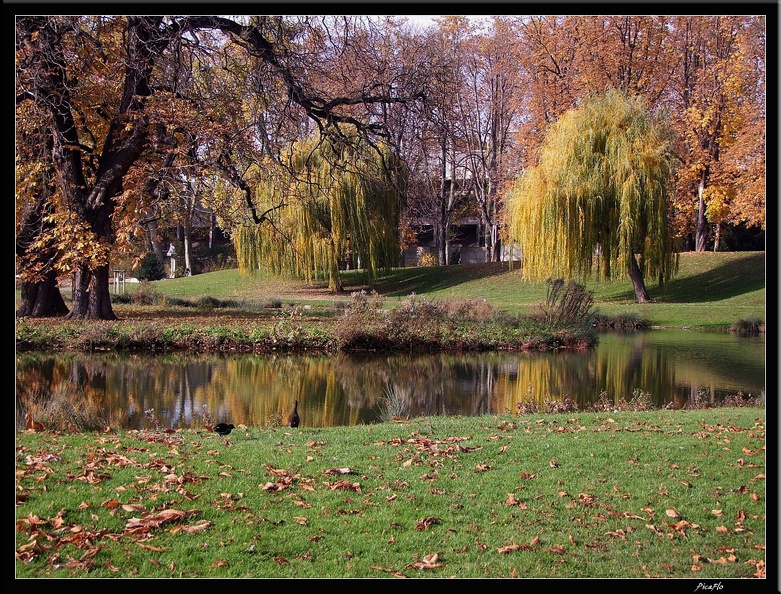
[15,408,766,579]
[136,250,765,329]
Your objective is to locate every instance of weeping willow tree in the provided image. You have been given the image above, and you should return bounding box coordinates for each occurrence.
[506,89,679,303]
[234,132,407,292]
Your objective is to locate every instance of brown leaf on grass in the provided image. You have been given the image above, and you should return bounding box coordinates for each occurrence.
[549,458,558,468]
[475,463,492,472]
[293,516,308,525]
[264,465,291,477]
[274,557,289,565]
[604,529,626,539]
[544,545,566,554]
[416,517,440,530]
[498,535,539,553]
[578,493,595,506]
[370,566,407,578]
[211,560,228,568]
[138,544,166,552]
[324,467,355,475]
[327,480,361,493]
[646,524,663,534]
[259,476,294,492]
[124,508,198,532]
[173,520,212,534]
[405,552,443,570]
[752,560,766,578]
[505,493,519,506]
[519,471,536,479]
[498,446,509,454]
[665,508,680,518]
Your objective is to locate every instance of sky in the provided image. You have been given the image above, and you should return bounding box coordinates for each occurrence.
[382,15,492,29]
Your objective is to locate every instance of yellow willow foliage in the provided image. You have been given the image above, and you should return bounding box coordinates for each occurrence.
[507,89,679,283]
[234,132,405,287]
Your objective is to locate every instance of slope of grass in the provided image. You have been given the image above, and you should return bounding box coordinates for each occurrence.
[138,251,765,329]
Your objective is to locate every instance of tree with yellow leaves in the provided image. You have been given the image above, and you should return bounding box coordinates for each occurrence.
[506,89,678,303]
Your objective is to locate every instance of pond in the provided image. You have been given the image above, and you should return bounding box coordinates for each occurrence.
[16,330,765,430]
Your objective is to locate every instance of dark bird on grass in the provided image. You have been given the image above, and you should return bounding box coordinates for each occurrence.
[213,422,235,444]
[288,400,300,428]
[213,422,235,437]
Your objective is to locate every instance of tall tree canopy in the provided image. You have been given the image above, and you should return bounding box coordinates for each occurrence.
[15,15,424,319]
[233,132,406,292]
[506,89,678,302]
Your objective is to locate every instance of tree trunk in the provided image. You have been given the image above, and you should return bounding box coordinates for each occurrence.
[183,221,193,275]
[145,217,166,263]
[628,254,650,303]
[66,266,117,321]
[16,272,69,318]
[713,223,721,252]
[695,175,708,252]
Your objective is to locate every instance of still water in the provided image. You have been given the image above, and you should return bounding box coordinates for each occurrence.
[16,330,765,430]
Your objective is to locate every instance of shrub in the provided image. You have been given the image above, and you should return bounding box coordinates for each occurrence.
[376,384,412,423]
[135,251,166,281]
[534,278,595,330]
[730,318,765,335]
[419,251,437,267]
[131,280,163,306]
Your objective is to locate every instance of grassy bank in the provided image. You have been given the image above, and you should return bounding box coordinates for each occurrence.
[122,250,766,329]
[15,407,766,579]
[14,251,765,354]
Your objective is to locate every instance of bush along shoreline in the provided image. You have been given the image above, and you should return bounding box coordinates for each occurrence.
[16,285,601,355]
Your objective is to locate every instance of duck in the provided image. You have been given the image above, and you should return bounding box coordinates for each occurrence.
[213,422,235,436]
[212,422,235,444]
[288,400,300,428]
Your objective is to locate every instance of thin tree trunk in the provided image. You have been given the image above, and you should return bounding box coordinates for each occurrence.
[628,254,650,303]
[713,223,721,252]
[695,175,708,252]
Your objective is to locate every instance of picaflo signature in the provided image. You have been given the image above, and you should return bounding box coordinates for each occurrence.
[694,583,723,592]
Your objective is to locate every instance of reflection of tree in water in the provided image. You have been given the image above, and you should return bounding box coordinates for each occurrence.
[16,333,765,428]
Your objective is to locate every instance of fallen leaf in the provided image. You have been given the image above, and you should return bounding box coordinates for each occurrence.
[324,467,355,475]
[665,508,680,519]
[416,517,440,530]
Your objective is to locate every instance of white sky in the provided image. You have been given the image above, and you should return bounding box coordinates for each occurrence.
[383,15,492,29]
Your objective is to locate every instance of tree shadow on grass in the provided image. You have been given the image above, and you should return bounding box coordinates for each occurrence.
[369,262,512,297]
[650,252,765,303]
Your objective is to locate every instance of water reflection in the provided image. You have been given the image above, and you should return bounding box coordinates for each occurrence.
[16,330,765,429]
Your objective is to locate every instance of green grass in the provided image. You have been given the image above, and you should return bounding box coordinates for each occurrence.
[15,408,766,578]
[139,251,765,329]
